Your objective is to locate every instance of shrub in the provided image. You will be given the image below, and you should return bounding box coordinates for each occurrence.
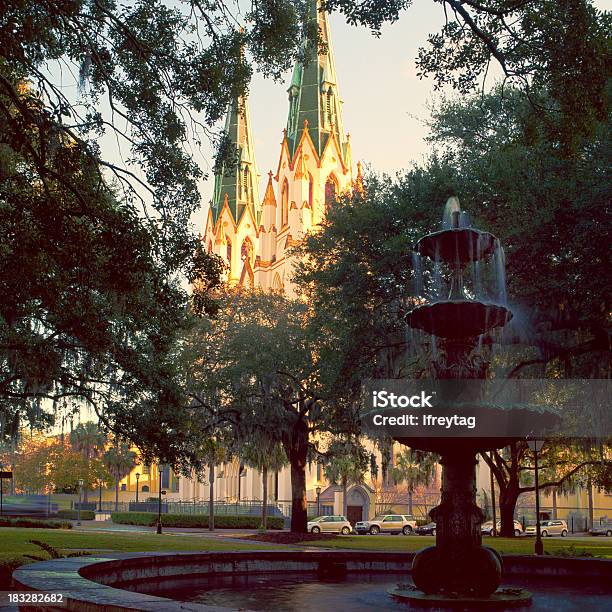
[0,557,28,589]
[0,517,72,529]
[56,510,95,521]
[111,512,284,530]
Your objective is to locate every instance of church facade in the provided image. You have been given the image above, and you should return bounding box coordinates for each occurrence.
[202,0,360,295]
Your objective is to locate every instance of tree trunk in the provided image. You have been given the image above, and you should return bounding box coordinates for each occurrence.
[408,489,413,515]
[552,489,557,519]
[208,462,215,532]
[287,420,309,533]
[262,466,268,530]
[498,484,520,537]
[342,477,348,518]
[114,475,119,512]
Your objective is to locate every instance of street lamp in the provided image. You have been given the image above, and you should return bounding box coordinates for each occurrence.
[316,486,321,517]
[77,478,84,526]
[156,466,163,534]
[135,473,140,504]
[528,439,545,555]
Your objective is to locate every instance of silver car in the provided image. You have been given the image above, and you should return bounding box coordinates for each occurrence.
[354,514,417,535]
[307,515,352,535]
[481,520,523,537]
[525,519,568,537]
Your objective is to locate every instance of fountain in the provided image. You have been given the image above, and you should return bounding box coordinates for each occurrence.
[392,198,534,606]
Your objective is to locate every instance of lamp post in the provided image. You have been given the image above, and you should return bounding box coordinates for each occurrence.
[156,466,163,534]
[528,439,545,555]
[77,478,84,526]
[489,452,497,537]
[135,473,140,503]
[316,486,321,517]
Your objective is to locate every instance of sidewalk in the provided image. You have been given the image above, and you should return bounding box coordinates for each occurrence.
[72,520,274,544]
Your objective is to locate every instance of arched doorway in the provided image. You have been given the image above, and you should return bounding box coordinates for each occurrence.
[346,485,371,524]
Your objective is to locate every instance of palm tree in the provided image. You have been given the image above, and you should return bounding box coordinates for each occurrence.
[241,439,288,530]
[102,439,137,512]
[324,437,370,519]
[69,422,107,502]
[392,449,438,516]
[199,439,227,532]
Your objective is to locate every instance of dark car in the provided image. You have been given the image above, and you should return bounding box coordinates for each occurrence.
[415,522,436,536]
[589,524,612,537]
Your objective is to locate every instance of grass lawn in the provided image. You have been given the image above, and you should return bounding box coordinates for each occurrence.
[0,527,281,588]
[302,535,612,558]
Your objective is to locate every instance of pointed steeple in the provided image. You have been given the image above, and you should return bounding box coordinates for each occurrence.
[286,0,347,162]
[211,95,260,224]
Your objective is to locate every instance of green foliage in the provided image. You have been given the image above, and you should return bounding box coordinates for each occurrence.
[323,437,370,489]
[240,439,288,475]
[181,289,361,531]
[0,0,310,460]
[0,557,23,589]
[110,511,284,530]
[56,510,95,521]
[324,0,610,152]
[0,517,71,529]
[391,449,438,493]
[102,439,137,482]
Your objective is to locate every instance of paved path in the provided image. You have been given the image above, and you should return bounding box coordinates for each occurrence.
[72,520,264,540]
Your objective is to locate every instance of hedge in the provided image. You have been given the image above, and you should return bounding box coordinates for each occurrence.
[111,512,284,530]
[0,517,72,529]
[0,558,28,589]
[56,509,96,521]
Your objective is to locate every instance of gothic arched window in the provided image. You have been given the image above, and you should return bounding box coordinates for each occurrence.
[272,272,283,292]
[325,175,337,211]
[281,179,289,227]
[226,237,232,266]
[241,237,253,263]
[308,173,314,209]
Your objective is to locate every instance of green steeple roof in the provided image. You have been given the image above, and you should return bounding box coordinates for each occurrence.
[211,95,260,225]
[286,0,347,161]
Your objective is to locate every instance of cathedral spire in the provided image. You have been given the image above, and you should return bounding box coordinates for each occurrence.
[285,0,347,162]
[211,94,260,225]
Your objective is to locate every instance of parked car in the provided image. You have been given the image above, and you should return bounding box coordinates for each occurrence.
[589,524,612,537]
[481,520,523,537]
[415,522,436,536]
[307,515,352,535]
[524,519,568,537]
[354,514,417,535]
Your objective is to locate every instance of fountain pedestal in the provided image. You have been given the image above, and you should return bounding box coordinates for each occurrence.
[412,451,502,596]
[391,199,532,607]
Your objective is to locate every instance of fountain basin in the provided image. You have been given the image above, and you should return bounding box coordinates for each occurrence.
[407,300,512,338]
[11,550,612,611]
[416,228,497,264]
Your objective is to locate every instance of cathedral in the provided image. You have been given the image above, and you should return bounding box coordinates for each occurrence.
[203,0,361,295]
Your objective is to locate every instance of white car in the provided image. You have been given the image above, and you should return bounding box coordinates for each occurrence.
[525,519,568,537]
[354,514,417,535]
[307,515,352,534]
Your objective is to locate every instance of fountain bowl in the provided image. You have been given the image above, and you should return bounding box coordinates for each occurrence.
[407,300,512,339]
[416,228,497,264]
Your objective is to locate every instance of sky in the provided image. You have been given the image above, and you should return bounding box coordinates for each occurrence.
[196,1,449,231]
